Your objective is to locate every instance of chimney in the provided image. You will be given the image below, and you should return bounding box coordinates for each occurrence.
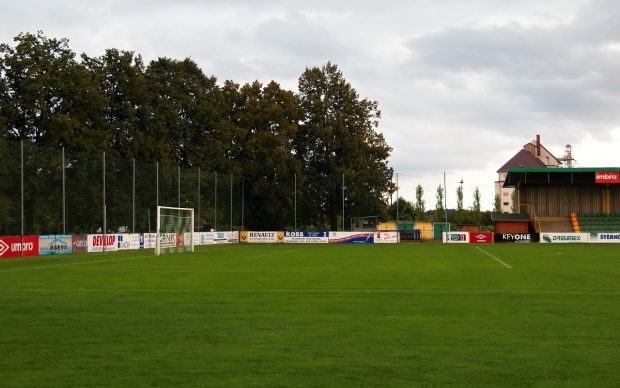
[536,134,541,157]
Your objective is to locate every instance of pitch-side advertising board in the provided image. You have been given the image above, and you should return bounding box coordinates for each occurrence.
[469,232,493,244]
[589,233,620,243]
[240,231,279,243]
[541,233,588,243]
[87,234,118,252]
[443,232,469,243]
[374,231,399,244]
[494,233,540,243]
[39,235,72,255]
[329,232,374,243]
[198,232,214,245]
[214,232,239,244]
[116,234,141,250]
[284,231,329,243]
[0,236,39,258]
[73,235,88,252]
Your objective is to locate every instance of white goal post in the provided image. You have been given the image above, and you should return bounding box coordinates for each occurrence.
[155,206,195,255]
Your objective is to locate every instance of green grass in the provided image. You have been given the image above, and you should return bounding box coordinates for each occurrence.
[1,243,620,387]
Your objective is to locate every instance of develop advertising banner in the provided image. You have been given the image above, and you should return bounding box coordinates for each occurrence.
[0,236,39,258]
[541,233,588,243]
[141,233,157,249]
[87,234,118,252]
[39,235,72,255]
[374,231,399,244]
[443,232,468,243]
[494,233,540,243]
[470,232,493,244]
[329,232,374,244]
[589,233,620,243]
[284,231,329,243]
[72,235,88,252]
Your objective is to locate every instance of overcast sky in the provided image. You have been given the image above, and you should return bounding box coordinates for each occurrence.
[2,0,619,210]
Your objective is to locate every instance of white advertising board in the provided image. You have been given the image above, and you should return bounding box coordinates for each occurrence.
[87,234,118,252]
[247,231,278,243]
[540,233,588,243]
[589,233,620,243]
[199,232,214,245]
[443,232,469,243]
[141,233,157,249]
[374,231,399,244]
[117,233,141,250]
[329,232,374,244]
[284,231,329,243]
[214,231,238,244]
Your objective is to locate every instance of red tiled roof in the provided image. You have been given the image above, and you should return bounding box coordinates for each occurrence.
[497,149,546,172]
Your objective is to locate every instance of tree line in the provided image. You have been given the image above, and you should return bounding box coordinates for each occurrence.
[0,32,394,231]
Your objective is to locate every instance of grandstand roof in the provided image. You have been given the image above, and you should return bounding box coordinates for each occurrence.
[503,167,620,187]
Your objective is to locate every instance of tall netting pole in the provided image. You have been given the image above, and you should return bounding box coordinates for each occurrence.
[214,172,217,230]
[62,147,65,234]
[133,158,135,233]
[21,140,24,256]
[103,152,106,253]
[197,167,200,232]
[230,174,233,231]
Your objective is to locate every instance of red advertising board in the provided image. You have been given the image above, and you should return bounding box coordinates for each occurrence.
[0,236,40,258]
[595,172,620,184]
[470,232,493,244]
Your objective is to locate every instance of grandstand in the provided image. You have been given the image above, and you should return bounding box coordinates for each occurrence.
[502,167,620,233]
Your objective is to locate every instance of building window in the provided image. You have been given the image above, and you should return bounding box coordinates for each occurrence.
[503,202,509,206]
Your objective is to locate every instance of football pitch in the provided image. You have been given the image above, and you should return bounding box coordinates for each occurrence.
[1,243,619,387]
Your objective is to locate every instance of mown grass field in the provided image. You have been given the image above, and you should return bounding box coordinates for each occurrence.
[1,243,619,387]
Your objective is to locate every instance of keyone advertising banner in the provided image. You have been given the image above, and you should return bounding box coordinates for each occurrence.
[494,233,540,243]
[329,232,374,244]
[0,236,39,258]
[87,234,118,252]
[443,232,468,243]
[284,231,330,243]
[470,232,493,244]
[141,233,157,249]
[72,235,88,252]
[541,233,588,243]
[374,231,399,244]
[589,233,620,243]
[39,235,72,255]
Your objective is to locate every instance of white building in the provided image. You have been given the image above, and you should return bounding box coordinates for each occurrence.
[495,135,561,213]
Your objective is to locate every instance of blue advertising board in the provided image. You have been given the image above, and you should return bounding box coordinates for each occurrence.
[39,235,73,255]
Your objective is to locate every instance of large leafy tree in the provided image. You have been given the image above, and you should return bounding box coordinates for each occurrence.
[472,187,481,225]
[435,185,445,222]
[220,80,302,229]
[0,31,106,150]
[295,62,392,230]
[145,57,221,168]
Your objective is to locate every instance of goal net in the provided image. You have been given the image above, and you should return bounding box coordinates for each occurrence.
[156,206,194,255]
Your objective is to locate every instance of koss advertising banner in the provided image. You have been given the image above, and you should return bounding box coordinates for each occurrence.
[443,232,468,243]
[0,236,39,258]
[329,232,374,243]
[284,231,329,243]
[494,233,540,243]
[87,234,118,252]
[541,233,588,243]
[374,231,399,244]
[72,235,88,252]
[589,233,620,243]
[470,232,493,244]
[39,235,72,255]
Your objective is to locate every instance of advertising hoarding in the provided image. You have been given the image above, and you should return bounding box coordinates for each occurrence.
[541,233,588,243]
[589,233,620,243]
[214,232,238,244]
[117,234,141,250]
[39,235,72,255]
[199,232,214,245]
[470,232,493,244]
[284,231,329,243]
[141,233,157,249]
[0,236,39,258]
[595,172,619,184]
[87,234,118,252]
[72,235,88,252]
[373,231,399,244]
[494,233,539,243]
[443,232,468,243]
[329,232,374,243]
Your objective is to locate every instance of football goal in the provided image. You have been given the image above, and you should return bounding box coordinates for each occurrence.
[156,206,195,255]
